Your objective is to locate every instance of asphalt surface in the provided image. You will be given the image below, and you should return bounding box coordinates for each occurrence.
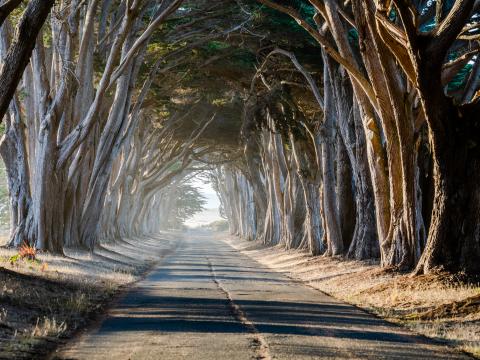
[55,233,470,359]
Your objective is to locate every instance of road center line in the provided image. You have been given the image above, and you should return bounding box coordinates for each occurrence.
[207,258,272,360]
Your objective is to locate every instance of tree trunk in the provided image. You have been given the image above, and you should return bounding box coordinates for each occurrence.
[322,52,344,256]
[0,100,32,247]
[31,123,65,253]
[347,102,379,260]
[291,135,324,255]
[336,132,355,250]
[416,77,480,274]
[0,0,55,120]
[332,68,379,260]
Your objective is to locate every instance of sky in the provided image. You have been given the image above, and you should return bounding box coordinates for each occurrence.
[184,176,223,228]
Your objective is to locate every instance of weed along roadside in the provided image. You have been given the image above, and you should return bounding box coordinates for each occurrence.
[0,234,176,359]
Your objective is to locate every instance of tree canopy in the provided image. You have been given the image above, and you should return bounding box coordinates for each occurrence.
[0,0,478,276]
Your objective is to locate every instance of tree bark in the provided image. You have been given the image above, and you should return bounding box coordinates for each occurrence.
[0,0,55,120]
[416,75,480,274]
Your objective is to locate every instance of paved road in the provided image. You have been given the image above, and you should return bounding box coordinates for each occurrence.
[54,233,470,360]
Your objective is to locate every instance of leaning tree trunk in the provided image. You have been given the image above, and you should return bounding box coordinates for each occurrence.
[351,0,422,269]
[336,133,355,250]
[322,0,391,259]
[347,101,379,259]
[260,129,282,246]
[291,135,324,255]
[0,0,55,121]
[332,68,379,260]
[416,80,480,274]
[322,52,344,256]
[0,100,32,247]
[290,167,307,249]
[31,120,66,253]
[244,138,267,241]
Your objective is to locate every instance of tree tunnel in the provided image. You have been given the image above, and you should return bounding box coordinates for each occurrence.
[0,0,479,277]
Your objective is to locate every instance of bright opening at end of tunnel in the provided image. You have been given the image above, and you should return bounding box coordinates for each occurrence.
[184,176,223,229]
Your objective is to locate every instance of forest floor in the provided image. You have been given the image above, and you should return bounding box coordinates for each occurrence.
[0,233,179,360]
[230,237,480,358]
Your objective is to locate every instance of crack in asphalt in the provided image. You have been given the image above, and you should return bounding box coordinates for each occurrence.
[207,258,272,360]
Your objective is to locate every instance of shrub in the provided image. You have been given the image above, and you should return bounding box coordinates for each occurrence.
[205,220,229,232]
[19,242,37,261]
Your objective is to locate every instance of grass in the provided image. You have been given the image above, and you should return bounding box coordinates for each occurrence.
[412,321,480,356]
[0,233,177,360]
[230,236,480,359]
[31,317,67,338]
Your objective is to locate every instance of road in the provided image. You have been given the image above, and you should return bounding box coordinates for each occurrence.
[54,233,470,360]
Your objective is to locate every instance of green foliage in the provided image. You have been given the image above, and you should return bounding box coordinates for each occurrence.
[447,62,473,93]
[206,41,230,52]
[212,98,229,106]
[258,1,317,42]
[7,5,28,27]
[348,28,359,49]
[420,19,436,32]
[146,40,182,57]
[418,0,456,32]
[388,8,397,21]
[261,0,315,22]
[231,49,257,69]
[203,220,229,232]
[8,254,20,265]
[167,184,207,228]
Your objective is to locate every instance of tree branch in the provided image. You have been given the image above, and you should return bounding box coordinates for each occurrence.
[254,48,324,109]
[430,0,475,57]
[256,0,378,108]
[0,0,22,28]
[109,0,184,86]
[0,0,54,121]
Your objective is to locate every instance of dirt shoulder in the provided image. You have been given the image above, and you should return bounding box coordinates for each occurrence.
[0,233,179,359]
[228,236,480,358]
